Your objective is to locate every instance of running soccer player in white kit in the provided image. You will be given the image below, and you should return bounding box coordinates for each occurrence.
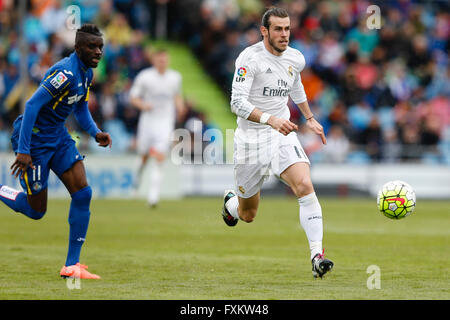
[221,7,334,278]
[130,49,185,207]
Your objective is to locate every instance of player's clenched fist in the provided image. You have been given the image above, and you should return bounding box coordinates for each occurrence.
[95,132,112,148]
[267,116,298,136]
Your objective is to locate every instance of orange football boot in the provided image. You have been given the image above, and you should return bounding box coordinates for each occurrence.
[60,263,101,279]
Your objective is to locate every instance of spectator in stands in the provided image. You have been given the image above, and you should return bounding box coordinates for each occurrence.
[382,128,402,163]
[360,116,383,161]
[322,125,350,163]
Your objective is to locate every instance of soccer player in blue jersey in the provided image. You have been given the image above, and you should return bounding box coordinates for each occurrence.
[0,24,112,279]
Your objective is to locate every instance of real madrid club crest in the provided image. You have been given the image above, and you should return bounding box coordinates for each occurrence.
[288,65,293,77]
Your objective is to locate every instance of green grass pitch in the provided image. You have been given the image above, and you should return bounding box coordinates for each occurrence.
[0,196,448,300]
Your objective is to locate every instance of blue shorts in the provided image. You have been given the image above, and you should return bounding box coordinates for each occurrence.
[11,116,83,195]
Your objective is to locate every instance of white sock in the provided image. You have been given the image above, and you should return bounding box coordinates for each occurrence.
[148,161,162,205]
[298,192,323,260]
[225,193,239,220]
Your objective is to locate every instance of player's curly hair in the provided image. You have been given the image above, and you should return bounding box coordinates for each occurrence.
[262,7,289,29]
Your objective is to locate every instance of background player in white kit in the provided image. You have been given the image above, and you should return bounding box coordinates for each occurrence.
[130,49,185,207]
[221,7,334,278]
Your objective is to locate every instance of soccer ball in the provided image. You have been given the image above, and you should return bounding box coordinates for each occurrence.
[377,180,416,219]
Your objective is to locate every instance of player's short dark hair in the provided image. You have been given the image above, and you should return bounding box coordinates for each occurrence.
[77,24,102,37]
[262,7,289,29]
[75,24,102,46]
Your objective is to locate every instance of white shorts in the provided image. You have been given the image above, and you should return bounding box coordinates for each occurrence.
[233,131,310,198]
[137,126,172,155]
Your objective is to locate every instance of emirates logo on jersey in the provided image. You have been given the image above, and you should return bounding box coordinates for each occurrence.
[263,87,290,97]
[262,79,290,97]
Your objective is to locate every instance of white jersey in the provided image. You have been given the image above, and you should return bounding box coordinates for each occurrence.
[230,41,307,133]
[230,42,311,198]
[129,67,182,131]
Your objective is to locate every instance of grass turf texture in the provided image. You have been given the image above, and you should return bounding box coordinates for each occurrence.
[0,197,448,300]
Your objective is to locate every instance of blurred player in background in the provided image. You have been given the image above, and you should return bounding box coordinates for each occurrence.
[221,7,334,278]
[129,48,185,207]
[0,24,112,279]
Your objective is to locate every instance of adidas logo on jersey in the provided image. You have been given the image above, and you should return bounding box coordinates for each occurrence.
[266,68,272,74]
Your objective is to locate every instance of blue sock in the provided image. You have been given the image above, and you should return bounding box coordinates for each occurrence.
[65,186,92,266]
[0,184,45,220]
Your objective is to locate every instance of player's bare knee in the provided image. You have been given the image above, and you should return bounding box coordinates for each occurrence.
[291,178,314,198]
[68,180,89,196]
[239,208,257,223]
[73,178,89,193]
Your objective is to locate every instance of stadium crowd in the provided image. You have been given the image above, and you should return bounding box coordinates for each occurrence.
[0,0,449,164]
[170,0,450,164]
[0,0,209,154]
